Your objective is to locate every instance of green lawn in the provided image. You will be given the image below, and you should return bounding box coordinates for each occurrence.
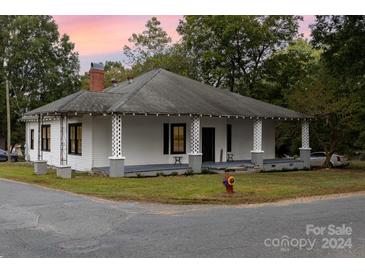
[0,162,365,205]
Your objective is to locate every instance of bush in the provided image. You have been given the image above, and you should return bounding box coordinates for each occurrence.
[184,169,194,176]
[201,169,215,174]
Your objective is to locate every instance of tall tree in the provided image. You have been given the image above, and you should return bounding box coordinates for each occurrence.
[258,39,321,106]
[177,16,301,95]
[311,16,365,151]
[123,17,172,67]
[256,39,321,156]
[0,15,80,146]
[289,65,361,166]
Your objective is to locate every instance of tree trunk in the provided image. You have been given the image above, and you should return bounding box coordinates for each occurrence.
[323,153,332,167]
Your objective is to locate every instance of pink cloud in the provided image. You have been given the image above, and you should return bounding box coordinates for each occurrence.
[53,15,182,56]
[53,15,314,73]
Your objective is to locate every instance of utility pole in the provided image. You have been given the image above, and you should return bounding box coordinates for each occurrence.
[5,78,11,162]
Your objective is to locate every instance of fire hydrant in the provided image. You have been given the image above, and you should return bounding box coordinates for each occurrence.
[222,174,235,193]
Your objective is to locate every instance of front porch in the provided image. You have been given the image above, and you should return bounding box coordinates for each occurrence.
[94,158,304,177]
[27,112,312,178]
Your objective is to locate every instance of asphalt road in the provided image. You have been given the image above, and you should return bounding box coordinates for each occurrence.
[0,178,364,257]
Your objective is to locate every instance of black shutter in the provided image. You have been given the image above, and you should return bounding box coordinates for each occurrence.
[163,123,169,154]
[227,124,232,152]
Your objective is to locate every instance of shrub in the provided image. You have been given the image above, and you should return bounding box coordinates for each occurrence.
[184,169,194,176]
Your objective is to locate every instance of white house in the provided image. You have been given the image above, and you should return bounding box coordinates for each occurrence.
[23,63,311,178]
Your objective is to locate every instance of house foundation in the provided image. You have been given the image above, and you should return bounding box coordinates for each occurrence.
[109,157,125,177]
[251,151,264,169]
[56,165,72,179]
[300,148,311,169]
[188,153,202,173]
[34,160,47,175]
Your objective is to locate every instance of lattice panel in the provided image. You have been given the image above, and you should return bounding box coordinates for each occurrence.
[60,115,68,165]
[253,119,263,152]
[302,120,310,149]
[190,116,200,154]
[37,114,42,160]
[112,114,123,157]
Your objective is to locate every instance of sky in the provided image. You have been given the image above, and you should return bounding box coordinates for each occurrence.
[53,15,315,74]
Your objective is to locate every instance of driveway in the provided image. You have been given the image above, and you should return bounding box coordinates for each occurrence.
[0,178,364,257]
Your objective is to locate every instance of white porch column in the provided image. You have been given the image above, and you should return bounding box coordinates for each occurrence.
[299,119,311,169]
[34,114,47,175]
[59,114,68,166]
[188,116,202,173]
[109,114,125,177]
[24,122,30,161]
[57,114,71,178]
[251,118,264,169]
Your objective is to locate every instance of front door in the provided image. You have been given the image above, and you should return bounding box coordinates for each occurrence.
[202,128,215,162]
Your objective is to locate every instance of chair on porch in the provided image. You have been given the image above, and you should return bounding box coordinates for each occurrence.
[227,153,234,162]
[173,156,183,165]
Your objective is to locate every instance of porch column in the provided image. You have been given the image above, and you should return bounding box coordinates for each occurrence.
[251,118,264,169]
[299,119,311,169]
[188,116,202,173]
[34,114,47,175]
[57,114,71,178]
[109,114,125,177]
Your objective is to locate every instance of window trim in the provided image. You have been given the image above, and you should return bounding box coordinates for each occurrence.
[30,129,34,150]
[68,123,82,156]
[170,123,186,154]
[41,125,51,152]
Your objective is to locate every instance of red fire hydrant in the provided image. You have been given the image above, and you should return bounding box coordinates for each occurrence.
[223,174,235,193]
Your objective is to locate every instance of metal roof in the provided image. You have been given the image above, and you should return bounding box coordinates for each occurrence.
[25,68,308,119]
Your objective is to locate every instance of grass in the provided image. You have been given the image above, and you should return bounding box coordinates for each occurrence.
[1,161,365,205]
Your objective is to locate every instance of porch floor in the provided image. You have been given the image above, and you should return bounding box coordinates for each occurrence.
[93,158,303,176]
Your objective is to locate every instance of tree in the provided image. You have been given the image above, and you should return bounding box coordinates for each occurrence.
[123,17,172,67]
[177,16,301,95]
[257,39,321,106]
[255,39,321,156]
[311,16,365,94]
[311,16,365,152]
[129,44,192,77]
[289,65,361,166]
[0,15,80,146]
[80,61,129,90]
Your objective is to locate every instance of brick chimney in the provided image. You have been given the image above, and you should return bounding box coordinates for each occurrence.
[89,62,104,92]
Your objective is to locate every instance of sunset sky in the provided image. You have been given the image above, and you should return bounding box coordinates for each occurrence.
[53,15,315,73]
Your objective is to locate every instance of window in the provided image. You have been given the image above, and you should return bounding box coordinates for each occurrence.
[163,123,169,154]
[227,124,232,152]
[41,125,51,151]
[170,124,186,154]
[69,123,82,155]
[30,129,34,150]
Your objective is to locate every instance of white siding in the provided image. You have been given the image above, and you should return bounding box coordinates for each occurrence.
[228,118,275,160]
[123,115,191,165]
[26,115,94,171]
[92,115,112,167]
[67,116,93,171]
[27,118,61,166]
[26,115,276,171]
